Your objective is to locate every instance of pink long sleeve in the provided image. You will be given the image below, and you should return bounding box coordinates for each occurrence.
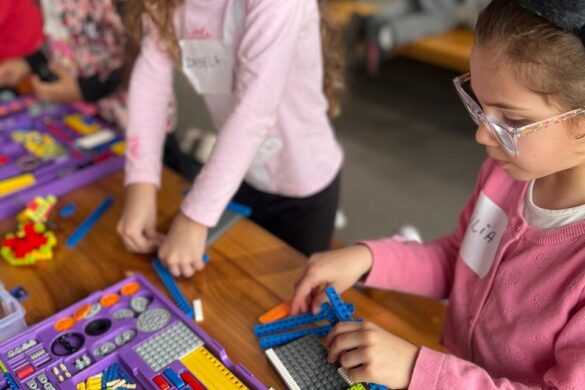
[361,160,492,299]
[409,297,585,389]
[124,16,175,188]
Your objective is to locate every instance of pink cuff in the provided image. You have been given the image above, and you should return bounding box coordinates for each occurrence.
[408,347,445,390]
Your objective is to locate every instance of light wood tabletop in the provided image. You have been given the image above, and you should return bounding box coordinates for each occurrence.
[0,168,443,389]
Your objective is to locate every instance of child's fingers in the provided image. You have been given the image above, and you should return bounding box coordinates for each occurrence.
[164,258,182,278]
[290,280,314,315]
[326,325,365,363]
[309,288,328,314]
[325,321,363,347]
[346,366,372,386]
[179,260,196,278]
[337,348,367,370]
[145,228,165,245]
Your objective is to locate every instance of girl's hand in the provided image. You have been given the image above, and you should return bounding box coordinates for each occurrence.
[117,183,165,253]
[32,64,83,102]
[290,245,374,315]
[158,211,208,278]
[326,321,420,389]
[0,58,31,87]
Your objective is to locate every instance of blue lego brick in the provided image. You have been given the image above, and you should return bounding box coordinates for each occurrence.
[254,303,333,337]
[9,286,28,301]
[367,384,389,390]
[59,203,76,218]
[259,325,333,349]
[66,196,113,247]
[163,368,186,389]
[226,201,252,217]
[325,287,354,322]
[151,259,194,319]
[4,373,17,390]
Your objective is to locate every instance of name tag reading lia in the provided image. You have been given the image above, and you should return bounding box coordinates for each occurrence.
[180,40,234,95]
[459,192,508,278]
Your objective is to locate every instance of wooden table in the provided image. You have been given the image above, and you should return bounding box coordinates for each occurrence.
[0,169,442,389]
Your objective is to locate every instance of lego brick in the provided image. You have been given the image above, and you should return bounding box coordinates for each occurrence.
[66,196,113,247]
[162,368,185,388]
[265,334,348,390]
[15,364,34,379]
[254,303,333,337]
[259,325,333,349]
[325,287,354,322]
[59,203,76,218]
[193,298,203,323]
[367,384,389,390]
[152,258,194,318]
[180,346,250,390]
[180,371,206,390]
[259,301,291,324]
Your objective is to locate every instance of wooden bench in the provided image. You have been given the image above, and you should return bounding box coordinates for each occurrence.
[327,0,473,72]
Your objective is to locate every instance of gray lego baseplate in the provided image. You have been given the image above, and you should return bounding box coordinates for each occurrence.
[265,334,351,390]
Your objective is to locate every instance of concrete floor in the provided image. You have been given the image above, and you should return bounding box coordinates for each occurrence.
[174,57,487,245]
[333,59,486,243]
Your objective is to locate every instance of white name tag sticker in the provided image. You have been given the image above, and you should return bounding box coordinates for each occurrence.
[180,40,234,95]
[459,192,508,278]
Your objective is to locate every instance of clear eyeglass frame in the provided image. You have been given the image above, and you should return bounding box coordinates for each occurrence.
[453,72,585,157]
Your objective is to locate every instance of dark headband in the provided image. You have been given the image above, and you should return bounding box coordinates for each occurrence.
[518,0,585,45]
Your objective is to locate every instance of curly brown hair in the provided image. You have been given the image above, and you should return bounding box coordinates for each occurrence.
[475,0,585,112]
[124,0,344,117]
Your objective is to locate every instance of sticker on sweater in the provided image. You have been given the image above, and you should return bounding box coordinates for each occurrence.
[459,192,508,278]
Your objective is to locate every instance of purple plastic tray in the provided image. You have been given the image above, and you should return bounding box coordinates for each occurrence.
[0,274,270,390]
[0,99,124,220]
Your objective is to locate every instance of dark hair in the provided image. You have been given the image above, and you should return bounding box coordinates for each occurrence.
[475,0,585,111]
[124,0,344,117]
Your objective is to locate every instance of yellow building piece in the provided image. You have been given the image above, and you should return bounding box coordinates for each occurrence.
[110,141,126,156]
[64,114,100,135]
[0,174,36,196]
[347,384,367,390]
[180,347,249,390]
[0,359,7,372]
[76,382,86,390]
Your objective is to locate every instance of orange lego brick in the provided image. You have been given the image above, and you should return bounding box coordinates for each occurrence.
[259,301,291,324]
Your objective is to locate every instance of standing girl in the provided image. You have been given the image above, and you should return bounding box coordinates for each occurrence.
[292,0,585,388]
[118,0,344,277]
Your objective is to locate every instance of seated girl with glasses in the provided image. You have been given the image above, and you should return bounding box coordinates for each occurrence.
[289,0,585,388]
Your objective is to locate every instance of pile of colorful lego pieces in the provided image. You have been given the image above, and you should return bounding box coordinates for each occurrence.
[1,196,57,266]
[76,363,136,390]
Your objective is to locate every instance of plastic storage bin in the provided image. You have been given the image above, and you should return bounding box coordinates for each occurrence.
[0,283,26,343]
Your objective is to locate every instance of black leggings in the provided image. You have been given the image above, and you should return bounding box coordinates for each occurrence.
[164,135,340,256]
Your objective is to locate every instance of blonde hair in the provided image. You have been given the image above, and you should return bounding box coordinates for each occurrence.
[124,0,344,117]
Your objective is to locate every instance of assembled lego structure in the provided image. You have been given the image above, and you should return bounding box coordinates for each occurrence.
[1,195,58,266]
[257,287,389,390]
[0,274,269,390]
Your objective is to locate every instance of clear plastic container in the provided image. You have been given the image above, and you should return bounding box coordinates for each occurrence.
[0,283,26,343]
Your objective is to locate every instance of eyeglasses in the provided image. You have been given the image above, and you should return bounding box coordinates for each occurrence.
[453,73,585,157]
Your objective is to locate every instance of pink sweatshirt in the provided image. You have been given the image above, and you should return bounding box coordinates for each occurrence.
[364,158,585,389]
[124,0,343,227]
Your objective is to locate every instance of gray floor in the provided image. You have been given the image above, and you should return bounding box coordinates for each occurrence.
[174,57,487,245]
[334,59,485,243]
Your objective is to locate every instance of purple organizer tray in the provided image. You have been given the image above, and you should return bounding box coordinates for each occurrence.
[0,98,124,220]
[0,274,270,389]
